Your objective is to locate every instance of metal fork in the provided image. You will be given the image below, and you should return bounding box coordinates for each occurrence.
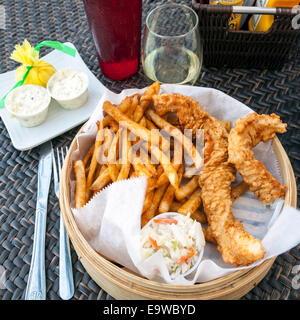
[52,145,74,300]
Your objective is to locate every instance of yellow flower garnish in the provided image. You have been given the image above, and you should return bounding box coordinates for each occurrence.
[10,39,56,87]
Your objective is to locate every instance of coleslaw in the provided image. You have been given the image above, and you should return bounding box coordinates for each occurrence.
[141,213,205,279]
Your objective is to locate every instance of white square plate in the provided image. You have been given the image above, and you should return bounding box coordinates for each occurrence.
[0,42,107,150]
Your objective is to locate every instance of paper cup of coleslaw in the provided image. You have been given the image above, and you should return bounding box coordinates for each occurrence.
[140,212,205,279]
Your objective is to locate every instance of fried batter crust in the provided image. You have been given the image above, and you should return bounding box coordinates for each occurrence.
[228,113,287,204]
[153,93,265,266]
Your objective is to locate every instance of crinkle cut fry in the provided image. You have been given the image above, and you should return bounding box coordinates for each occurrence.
[228,112,287,204]
[153,93,265,266]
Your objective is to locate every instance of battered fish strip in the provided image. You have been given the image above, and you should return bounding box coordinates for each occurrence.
[153,93,265,266]
[228,113,287,204]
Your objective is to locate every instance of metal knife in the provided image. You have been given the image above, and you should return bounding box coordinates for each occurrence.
[24,142,52,300]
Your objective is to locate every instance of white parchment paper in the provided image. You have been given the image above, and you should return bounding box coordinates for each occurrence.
[71,84,300,284]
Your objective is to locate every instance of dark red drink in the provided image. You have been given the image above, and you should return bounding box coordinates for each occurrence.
[82,0,142,80]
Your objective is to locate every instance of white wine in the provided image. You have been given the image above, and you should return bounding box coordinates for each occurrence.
[143,46,202,85]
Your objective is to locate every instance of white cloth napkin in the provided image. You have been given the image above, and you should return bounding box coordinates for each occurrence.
[71,84,300,284]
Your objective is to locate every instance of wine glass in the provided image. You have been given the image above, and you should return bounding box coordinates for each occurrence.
[142,3,203,85]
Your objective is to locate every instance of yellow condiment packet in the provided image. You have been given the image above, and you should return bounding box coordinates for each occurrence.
[10,39,56,87]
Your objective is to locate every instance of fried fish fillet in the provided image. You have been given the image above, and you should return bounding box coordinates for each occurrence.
[228,113,287,204]
[153,93,265,266]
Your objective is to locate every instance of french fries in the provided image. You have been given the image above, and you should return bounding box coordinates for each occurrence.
[141,183,169,227]
[175,176,199,201]
[146,109,203,170]
[142,190,154,213]
[103,101,179,189]
[73,84,248,236]
[74,160,87,208]
[169,201,184,212]
[90,166,111,192]
[133,81,160,122]
[107,130,120,182]
[158,165,184,214]
[178,188,202,215]
[86,121,105,199]
[83,144,95,167]
[117,129,131,181]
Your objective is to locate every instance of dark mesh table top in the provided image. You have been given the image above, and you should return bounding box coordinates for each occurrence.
[0,0,299,300]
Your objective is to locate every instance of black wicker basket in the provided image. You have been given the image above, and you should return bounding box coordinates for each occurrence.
[192,1,300,69]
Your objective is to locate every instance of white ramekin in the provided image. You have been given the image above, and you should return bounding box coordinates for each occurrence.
[5,84,51,128]
[47,69,89,110]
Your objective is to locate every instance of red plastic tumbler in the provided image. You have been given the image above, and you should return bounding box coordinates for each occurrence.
[82,0,142,80]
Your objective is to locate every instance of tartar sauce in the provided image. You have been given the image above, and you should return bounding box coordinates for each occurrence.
[6,85,50,115]
[48,69,87,100]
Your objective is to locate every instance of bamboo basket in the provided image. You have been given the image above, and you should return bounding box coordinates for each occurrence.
[60,126,297,300]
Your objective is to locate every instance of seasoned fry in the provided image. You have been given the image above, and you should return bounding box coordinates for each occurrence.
[86,121,104,193]
[158,166,184,213]
[74,160,87,208]
[118,162,131,181]
[139,143,158,176]
[90,167,111,191]
[146,176,158,193]
[103,101,178,188]
[156,161,181,188]
[104,102,168,154]
[126,94,139,118]
[140,81,160,104]
[93,164,102,182]
[133,81,160,122]
[104,101,153,143]
[133,160,153,178]
[130,169,137,179]
[108,164,119,182]
[139,116,147,128]
[178,188,202,215]
[182,165,201,178]
[83,144,95,167]
[169,201,184,212]
[146,109,203,170]
[98,128,114,164]
[131,148,154,179]
[133,104,145,123]
[175,176,199,201]
[141,183,169,227]
[102,115,114,128]
[117,130,131,181]
[143,158,157,177]
[142,190,155,213]
[102,96,133,128]
[108,119,119,133]
[231,181,249,201]
[145,118,158,130]
[107,130,120,182]
[98,165,107,177]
